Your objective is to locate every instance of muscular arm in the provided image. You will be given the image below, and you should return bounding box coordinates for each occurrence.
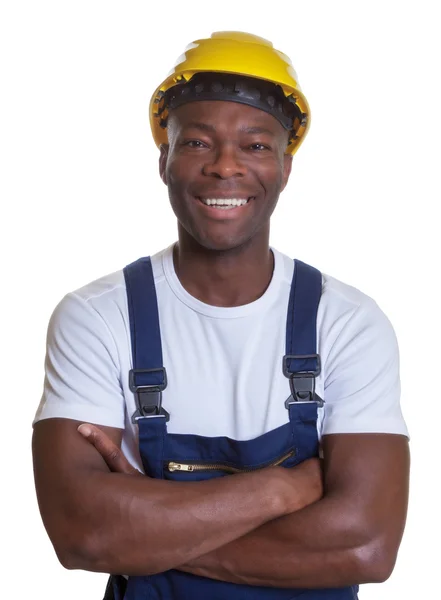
[32,418,320,576]
[180,433,410,588]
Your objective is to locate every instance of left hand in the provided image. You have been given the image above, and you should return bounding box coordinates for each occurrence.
[78,423,141,476]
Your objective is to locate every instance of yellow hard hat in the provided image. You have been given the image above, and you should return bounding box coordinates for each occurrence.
[149,31,310,156]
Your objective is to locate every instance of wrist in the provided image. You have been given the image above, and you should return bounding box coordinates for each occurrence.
[265,468,299,516]
[269,460,323,515]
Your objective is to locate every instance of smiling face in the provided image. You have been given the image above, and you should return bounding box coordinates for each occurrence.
[159,100,293,252]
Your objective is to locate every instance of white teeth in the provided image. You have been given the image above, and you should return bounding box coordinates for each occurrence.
[201,198,250,208]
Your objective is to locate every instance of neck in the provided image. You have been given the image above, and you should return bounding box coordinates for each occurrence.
[173,228,274,307]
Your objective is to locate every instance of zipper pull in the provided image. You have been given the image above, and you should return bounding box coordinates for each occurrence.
[168,462,195,472]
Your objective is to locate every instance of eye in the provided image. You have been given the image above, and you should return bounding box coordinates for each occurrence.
[183,140,207,148]
[249,143,271,151]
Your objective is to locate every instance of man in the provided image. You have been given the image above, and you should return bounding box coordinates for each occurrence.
[32,31,409,599]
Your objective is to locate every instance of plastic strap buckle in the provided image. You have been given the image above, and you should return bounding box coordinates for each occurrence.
[129,368,170,423]
[282,354,324,407]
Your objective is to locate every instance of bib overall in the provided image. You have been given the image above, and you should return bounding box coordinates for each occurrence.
[104,257,359,600]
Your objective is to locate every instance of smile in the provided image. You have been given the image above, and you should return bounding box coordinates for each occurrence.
[197,197,254,210]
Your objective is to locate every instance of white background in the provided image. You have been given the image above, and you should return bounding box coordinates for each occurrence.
[1,1,439,598]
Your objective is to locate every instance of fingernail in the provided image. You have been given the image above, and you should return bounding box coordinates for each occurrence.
[78,424,92,437]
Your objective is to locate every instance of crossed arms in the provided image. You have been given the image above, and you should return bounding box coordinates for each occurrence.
[32,418,409,589]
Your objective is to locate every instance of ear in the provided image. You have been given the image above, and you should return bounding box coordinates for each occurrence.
[159,144,169,185]
[280,154,293,192]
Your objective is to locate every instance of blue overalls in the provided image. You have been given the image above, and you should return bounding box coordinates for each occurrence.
[104,257,359,600]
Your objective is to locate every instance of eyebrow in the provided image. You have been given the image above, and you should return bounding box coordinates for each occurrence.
[184,122,216,132]
[241,126,276,136]
[183,122,277,136]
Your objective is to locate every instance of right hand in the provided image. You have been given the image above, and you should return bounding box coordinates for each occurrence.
[78,423,142,477]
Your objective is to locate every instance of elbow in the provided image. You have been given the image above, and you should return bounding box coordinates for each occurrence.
[54,530,102,572]
[354,539,398,584]
[45,516,108,572]
[53,527,162,576]
[56,549,87,571]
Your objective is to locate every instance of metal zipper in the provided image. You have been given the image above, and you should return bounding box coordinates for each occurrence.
[167,449,296,474]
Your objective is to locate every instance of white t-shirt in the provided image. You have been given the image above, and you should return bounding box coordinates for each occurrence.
[34,245,408,471]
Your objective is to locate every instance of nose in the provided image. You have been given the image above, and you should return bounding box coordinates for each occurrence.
[202,144,247,179]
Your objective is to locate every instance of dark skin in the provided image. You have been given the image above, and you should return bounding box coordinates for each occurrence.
[161,100,292,307]
[32,419,322,577]
[32,99,410,588]
[78,425,409,587]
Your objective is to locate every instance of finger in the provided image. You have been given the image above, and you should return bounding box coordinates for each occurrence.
[78,423,141,476]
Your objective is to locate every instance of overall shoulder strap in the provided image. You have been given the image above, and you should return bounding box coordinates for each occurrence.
[123,257,169,422]
[283,259,323,405]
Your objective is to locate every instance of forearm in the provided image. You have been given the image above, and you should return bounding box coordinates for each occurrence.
[178,435,409,589]
[40,424,324,578]
[180,493,396,588]
[50,467,291,576]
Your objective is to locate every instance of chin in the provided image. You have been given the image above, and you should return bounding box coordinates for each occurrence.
[178,215,265,254]
[192,231,255,254]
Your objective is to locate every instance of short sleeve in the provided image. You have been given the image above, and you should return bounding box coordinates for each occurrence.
[322,299,409,438]
[33,292,125,428]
